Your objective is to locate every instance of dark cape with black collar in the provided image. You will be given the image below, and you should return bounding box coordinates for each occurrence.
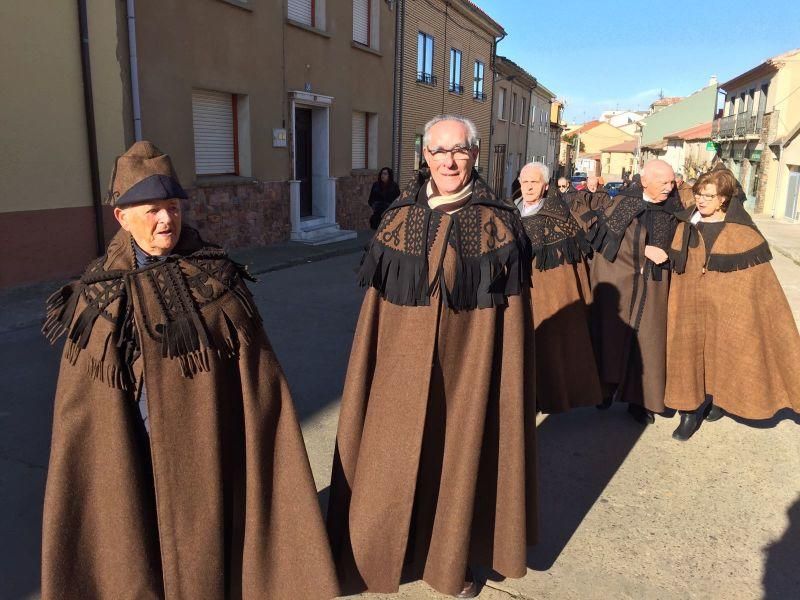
[41,227,338,600]
[518,192,602,413]
[665,201,800,418]
[327,172,538,596]
[585,188,681,412]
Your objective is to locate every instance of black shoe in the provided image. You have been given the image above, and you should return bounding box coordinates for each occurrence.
[628,403,655,425]
[672,411,701,441]
[596,396,613,410]
[455,568,477,598]
[705,404,724,422]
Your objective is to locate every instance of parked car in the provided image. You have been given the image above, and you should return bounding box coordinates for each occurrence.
[605,181,624,197]
[571,174,587,190]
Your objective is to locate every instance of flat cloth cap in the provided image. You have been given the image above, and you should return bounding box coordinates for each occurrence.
[107,141,187,206]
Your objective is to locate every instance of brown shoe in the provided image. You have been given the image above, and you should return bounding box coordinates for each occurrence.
[455,568,478,598]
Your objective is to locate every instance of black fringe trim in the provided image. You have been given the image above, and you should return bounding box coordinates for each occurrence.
[447,239,524,310]
[707,241,773,272]
[531,234,590,271]
[42,282,81,344]
[584,211,624,261]
[358,241,430,306]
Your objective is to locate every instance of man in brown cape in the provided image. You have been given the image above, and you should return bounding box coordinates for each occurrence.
[514,162,601,413]
[326,115,537,598]
[586,174,613,212]
[587,159,681,424]
[674,172,695,208]
[42,141,338,599]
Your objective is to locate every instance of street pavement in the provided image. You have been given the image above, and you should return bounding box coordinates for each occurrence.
[1,241,799,600]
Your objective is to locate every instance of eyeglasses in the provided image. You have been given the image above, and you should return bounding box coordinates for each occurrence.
[558,184,569,189]
[697,193,718,200]
[426,145,473,163]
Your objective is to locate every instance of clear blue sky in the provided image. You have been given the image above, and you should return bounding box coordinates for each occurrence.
[480,0,800,123]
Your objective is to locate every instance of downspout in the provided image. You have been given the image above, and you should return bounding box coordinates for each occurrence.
[77,0,105,256]
[487,31,506,183]
[392,0,405,175]
[127,0,143,141]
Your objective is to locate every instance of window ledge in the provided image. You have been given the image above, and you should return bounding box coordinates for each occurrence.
[194,175,259,188]
[217,0,252,11]
[351,41,382,57]
[286,18,331,39]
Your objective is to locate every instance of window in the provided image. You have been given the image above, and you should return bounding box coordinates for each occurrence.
[449,48,462,94]
[192,89,239,175]
[521,98,527,125]
[473,61,485,100]
[498,87,506,120]
[353,0,370,46]
[288,0,314,27]
[414,134,424,170]
[758,83,769,115]
[475,139,481,169]
[417,32,434,85]
[511,92,518,123]
[529,104,535,129]
[352,111,377,170]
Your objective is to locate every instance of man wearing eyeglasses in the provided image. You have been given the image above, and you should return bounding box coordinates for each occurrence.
[327,115,537,599]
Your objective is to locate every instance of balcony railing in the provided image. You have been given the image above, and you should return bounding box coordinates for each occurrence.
[712,111,766,140]
[449,82,464,95]
[416,72,437,86]
[473,90,486,101]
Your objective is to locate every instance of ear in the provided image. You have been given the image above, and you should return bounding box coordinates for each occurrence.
[113,207,130,231]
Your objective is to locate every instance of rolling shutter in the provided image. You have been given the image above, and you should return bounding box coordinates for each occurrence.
[192,89,236,175]
[352,112,367,169]
[353,0,369,45]
[288,0,313,27]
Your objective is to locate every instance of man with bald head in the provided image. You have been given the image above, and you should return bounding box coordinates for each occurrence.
[328,115,536,598]
[586,159,681,424]
[586,174,612,212]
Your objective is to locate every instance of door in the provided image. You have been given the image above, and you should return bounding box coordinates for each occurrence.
[785,170,800,221]
[491,144,506,198]
[295,108,313,217]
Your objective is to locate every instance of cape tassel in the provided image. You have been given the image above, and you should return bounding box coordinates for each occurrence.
[707,240,773,272]
[42,282,81,344]
[531,235,588,271]
[585,213,624,261]
[358,240,430,306]
[160,312,212,378]
[448,239,524,310]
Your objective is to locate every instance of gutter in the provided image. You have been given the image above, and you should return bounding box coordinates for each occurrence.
[77,0,105,256]
[127,0,143,140]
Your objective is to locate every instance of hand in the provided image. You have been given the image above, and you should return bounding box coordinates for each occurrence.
[644,245,668,264]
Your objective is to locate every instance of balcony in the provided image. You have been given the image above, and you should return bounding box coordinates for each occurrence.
[416,72,437,86]
[712,111,766,140]
[449,82,464,95]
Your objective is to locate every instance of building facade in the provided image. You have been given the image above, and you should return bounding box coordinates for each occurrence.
[546,97,564,178]
[394,0,504,187]
[491,56,536,198]
[712,48,800,219]
[526,83,554,175]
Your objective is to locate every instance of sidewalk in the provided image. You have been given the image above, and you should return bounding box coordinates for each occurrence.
[754,215,800,266]
[0,231,373,335]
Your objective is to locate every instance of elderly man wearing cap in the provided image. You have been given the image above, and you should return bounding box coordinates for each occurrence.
[41,141,338,599]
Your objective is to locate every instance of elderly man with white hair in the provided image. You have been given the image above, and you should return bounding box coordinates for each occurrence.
[327,115,537,598]
[587,159,682,424]
[515,162,602,413]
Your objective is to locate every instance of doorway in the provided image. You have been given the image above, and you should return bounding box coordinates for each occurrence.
[785,169,800,221]
[295,107,313,217]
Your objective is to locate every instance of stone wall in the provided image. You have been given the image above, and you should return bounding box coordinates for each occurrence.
[337,171,376,231]
[182,180,290,249]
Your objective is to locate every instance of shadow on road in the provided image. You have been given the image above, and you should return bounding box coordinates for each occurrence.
[763,495,800,599]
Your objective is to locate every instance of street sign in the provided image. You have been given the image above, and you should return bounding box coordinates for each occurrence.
[273,128,287,148]
[706,141,718,151]
[751,149,762,161]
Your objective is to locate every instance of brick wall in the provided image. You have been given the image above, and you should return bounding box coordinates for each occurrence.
[337,171,376,231]
[182,180,290,249]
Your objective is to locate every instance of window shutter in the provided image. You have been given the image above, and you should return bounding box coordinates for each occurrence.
[288,0,313,27]
[353,0,369,45]
[352,112,367,169]
[192,89,236,175]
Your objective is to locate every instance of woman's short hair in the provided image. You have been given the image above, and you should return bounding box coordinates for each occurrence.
[694,170,738,211]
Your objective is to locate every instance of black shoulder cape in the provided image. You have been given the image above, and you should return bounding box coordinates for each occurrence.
[520,191,592,271]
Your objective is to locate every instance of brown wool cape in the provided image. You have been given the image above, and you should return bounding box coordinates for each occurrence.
[585,189,681,412]
[519,192,601,413]
[665,203,800,419]
[326,173,538,597]
[41,227,338,600]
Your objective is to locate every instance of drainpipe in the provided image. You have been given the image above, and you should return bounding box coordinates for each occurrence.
[127,0,143,141]
[77,0,105,256]
[487,31,506,184]
[392,0,404,175]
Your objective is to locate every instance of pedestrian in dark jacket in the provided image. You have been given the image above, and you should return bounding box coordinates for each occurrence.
[368,167,401,229]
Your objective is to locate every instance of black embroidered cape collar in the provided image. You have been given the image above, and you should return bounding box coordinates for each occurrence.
[359,171,528,310]
[670,199,772,273]
[519,193,591,271]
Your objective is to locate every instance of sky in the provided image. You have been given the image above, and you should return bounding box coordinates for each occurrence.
[480,0,800,123]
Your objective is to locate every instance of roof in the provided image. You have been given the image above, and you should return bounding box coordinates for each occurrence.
[496,55,537,89]
[651,97,683,109]
[720,48,800,90]
[570,120,602,136]
[664,121,713,141]
[642,139,667,150]
[602,140,638,153]
[457,0,506,37]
